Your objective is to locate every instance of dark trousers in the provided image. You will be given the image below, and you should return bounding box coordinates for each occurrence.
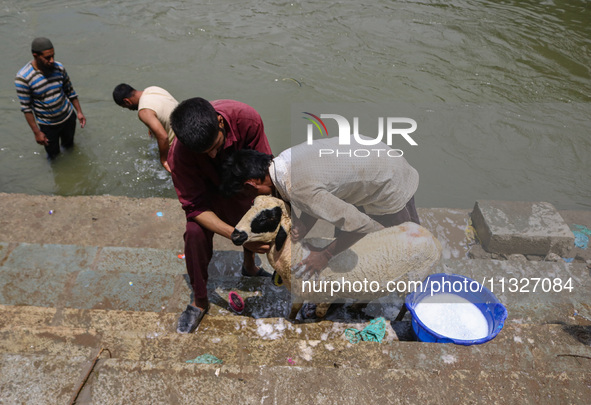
[39,113,76,158]
[371,196,420,227]
[184,196,253,302]
[335,196,420,238]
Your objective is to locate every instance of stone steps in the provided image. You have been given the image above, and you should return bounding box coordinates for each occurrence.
[1,323,589,372]
[432,259,591,323]
[1,195,590,404]
[2,351,590,405]
[1,241,589,323]
[1,304,589,373]
[0,229,588,403]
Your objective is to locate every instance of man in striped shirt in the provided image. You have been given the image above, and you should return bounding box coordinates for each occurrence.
[15,37,86,159]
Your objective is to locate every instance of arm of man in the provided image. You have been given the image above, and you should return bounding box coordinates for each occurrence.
[191,211,270,253]
[15,76,46,145]
[295,189,384,235]
[60,67,85,128]
[23,112,48,146]
[291,210,319,242]
[296,230,366,279]
[138,108,171,173]
[191,211,234,239]
[293,189,384,278]
[70,97,86,128]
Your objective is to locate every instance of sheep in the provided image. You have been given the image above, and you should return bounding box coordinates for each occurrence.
[231,195,442,320]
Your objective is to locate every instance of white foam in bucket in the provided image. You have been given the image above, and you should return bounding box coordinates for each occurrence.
[405,273,508,345]
[413,293,490,341]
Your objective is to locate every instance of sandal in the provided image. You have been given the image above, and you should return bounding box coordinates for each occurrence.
[176,304,209,334]
[228,291,245,314]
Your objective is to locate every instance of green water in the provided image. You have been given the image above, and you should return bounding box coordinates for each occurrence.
[1,0,589,209]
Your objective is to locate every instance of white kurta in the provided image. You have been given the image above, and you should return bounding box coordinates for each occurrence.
[269,137,419,234]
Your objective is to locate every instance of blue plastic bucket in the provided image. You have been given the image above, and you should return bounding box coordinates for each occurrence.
[405,273,508,345]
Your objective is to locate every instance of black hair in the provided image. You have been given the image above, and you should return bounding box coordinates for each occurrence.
[170,97,219,153]
[31,37,53,54]
[112,83,135,106]
[220,149,273,197]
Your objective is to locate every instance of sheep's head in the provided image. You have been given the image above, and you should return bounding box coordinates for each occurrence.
[231,195,292,250]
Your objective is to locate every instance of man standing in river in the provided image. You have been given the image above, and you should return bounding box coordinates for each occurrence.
[15,37,86,159]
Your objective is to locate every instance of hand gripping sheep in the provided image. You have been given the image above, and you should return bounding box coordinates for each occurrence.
[231,195,442,320]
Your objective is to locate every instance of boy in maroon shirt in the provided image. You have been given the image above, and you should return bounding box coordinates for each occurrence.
[169,97,273,333]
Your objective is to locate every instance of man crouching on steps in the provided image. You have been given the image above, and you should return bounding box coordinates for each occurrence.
[220,138,420,319]
[168,97,273,333]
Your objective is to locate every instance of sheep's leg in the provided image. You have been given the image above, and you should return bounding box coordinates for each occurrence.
[315,303,331,318]
[288,301,303,321]
[394,303,408,321]
[349,302,368,315]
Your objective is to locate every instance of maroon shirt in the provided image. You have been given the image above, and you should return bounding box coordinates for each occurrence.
[168,99,272,219]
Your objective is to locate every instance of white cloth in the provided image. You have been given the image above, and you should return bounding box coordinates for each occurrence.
[269,148,291,202]
[138,86,179,144]
[269,137,419,234]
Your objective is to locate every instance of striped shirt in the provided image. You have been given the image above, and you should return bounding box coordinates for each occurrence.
[15,61,77,126]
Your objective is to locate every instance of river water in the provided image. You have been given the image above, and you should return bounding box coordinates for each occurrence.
[1,0,589,209]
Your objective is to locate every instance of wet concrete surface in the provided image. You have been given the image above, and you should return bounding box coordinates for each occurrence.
[0,193,590,404]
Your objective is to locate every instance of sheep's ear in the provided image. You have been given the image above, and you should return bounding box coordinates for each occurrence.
[275,225,288,251]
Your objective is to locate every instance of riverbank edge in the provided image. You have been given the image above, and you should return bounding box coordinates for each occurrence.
[1,192,590,259]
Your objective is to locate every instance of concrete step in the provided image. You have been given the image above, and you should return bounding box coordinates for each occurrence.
[471,200,574,256]
[1,241,589,325]
[0,193,475,260]
[1,322,589,372]
[433,259,591,323]
[0,352,91,405]
[0,242,281,314]
[1,352,590,405]
[0,194,588,404]
[1,305,589,373]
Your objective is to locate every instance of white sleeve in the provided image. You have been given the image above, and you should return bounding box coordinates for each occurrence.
[292,189,383,234]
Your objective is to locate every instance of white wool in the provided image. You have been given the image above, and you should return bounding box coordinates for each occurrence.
[235,195,443,318]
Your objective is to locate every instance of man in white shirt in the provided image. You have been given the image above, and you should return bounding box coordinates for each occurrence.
[220,136,420,278]
[113,84,178,172]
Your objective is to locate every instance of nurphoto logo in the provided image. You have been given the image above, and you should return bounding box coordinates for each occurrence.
[302,112,418,158]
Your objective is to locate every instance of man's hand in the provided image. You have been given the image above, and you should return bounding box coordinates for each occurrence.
[243,241,271,254]
[77,111,86,128]
[294,244,332,280]
[71,98,85,128]
[24,112,48,146]
[139,109,171,174]
[291,212,318,242]
[290,217,308,242]
[34,130,49,146]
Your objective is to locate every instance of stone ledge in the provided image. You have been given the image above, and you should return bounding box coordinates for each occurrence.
[471,200,574,256]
